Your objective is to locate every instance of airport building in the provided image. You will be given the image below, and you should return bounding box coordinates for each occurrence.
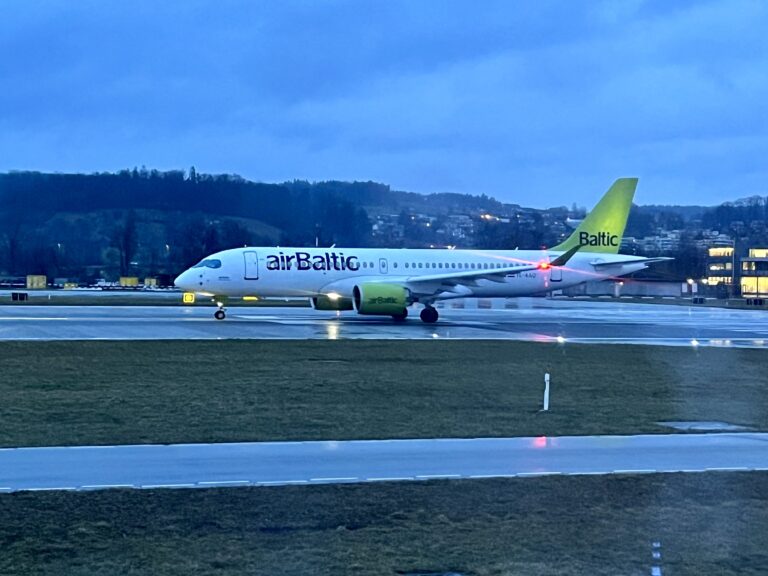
[706,246,735,290]
[740,248,768,298]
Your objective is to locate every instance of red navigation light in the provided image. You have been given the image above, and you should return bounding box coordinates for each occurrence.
[538,261,551,270]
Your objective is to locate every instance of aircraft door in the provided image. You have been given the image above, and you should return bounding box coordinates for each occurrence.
[244,251,259,280]
[379,258,388,274]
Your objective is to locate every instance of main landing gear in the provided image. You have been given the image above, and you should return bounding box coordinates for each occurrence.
[420,305,439,324]
[391,308,408,322]
[214,298,227,320]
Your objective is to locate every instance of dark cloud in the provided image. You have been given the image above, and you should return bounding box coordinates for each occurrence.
[1,0,766,206]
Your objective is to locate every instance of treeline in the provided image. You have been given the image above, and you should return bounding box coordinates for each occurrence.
[0,168,372,280]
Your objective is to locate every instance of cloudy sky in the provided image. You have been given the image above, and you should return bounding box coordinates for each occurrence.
[1,0,766,207]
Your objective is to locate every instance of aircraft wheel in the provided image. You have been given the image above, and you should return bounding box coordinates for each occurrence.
[391,309,408,322]
[214,310,226,320]
[419,306,438,324]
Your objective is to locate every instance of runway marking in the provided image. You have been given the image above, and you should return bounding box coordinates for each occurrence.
[24,486,76,491]
[705,467,750,472]
[0,487,12,491]
[257,480,308,485]
[613,469,656,474]
[366,476,414,482]
[141,483,196,489]
[517,472,562,477]
[81,484,135,489]
[416,474,461,479]
[309,477,359,482]
[198,480,251,486]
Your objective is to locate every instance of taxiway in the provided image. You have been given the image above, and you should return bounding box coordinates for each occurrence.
[1,433,767,492]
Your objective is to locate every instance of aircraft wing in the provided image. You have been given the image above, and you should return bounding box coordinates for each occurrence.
[403,244,581,289]
[589,256,673,267]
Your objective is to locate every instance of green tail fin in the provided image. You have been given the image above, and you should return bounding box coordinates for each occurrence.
[552,178,637,254]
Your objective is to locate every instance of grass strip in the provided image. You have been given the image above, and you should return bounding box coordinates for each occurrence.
[1,472,767,575]
[0,340,766,447]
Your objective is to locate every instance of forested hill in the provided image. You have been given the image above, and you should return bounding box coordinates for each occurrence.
[0,169,372,245]
[0,169,381,279]
[2,168,764,282]
[0,168,512,280]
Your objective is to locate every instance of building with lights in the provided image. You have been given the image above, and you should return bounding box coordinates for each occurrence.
[706,245,735,289]
[740,248,768,298]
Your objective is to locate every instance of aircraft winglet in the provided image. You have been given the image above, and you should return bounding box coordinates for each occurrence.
[550,244,581,267]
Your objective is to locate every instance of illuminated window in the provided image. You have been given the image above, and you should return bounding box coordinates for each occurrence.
[708,247,734,257]
[749,248,768,258]
[741,277,768,296]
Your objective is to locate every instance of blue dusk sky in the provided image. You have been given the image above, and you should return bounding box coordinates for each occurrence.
[1,0,766,207]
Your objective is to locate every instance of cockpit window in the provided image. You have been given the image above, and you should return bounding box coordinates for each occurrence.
[192,259,222,269]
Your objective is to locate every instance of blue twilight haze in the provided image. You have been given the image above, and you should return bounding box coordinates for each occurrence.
[1,0,766,206]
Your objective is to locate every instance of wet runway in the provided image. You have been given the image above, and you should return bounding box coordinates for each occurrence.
[2,433,767,493]
[2,299,768,346]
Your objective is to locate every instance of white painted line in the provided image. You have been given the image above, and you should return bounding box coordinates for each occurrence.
[566,471,605,476]
[612,469,656,474]
[257,480,308,485]
[469,474,504,479]
[416,474,461,480]
[651,567,662,576]
[677,469,706,473]
[81,484,135,489]
[705,467,749,472]
[25,486,76,491]
[141,483,196,489]
[0,487,12,491]
[198,480,251,486]
[366,477,413,482]
[517,471,562,477]
[309,477,359,482]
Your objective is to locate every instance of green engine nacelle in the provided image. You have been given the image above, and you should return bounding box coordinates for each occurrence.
[353,283,409,316]
[311,295,354,311]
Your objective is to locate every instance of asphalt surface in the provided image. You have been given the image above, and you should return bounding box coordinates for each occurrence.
[1,299,768,346]
[2,433,767,493]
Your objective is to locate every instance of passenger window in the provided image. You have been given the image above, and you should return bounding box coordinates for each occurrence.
[405,262,409,268]
[393,263,398,268]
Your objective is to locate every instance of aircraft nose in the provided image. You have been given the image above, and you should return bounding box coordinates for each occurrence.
[174,269,195,291]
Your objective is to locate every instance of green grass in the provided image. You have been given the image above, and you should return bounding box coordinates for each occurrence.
[2,473,767,575]
[0,340,766,447]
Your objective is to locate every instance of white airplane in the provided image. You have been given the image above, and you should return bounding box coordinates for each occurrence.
[174,178,669,323]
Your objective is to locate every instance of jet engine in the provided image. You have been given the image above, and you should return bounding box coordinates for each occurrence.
[352,283,409,316]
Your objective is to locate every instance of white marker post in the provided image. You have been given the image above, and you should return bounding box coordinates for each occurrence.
[543,372,551,411]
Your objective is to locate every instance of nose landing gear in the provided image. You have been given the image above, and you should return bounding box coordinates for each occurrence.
[213,297,228,320]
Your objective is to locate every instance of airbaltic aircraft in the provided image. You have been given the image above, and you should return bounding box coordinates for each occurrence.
[174,178,669,323]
